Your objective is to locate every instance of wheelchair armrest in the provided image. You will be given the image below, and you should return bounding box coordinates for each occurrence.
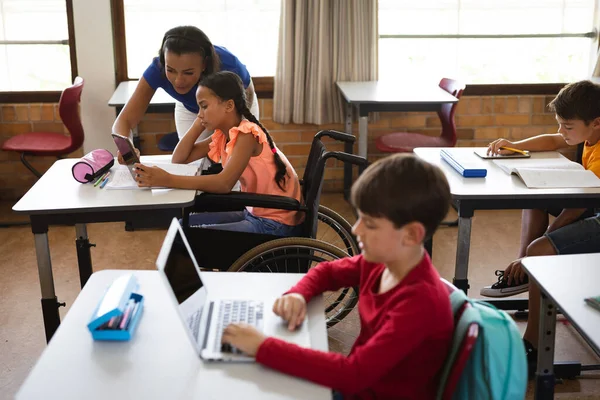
[325,151,370,173]
[190,192,305,213]
[316,130,356,143]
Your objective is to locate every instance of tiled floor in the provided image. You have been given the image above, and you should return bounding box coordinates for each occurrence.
[1,194,599,399]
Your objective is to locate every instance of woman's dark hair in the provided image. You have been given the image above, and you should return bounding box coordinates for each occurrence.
[199,71,288,191]
[158,26,220,78]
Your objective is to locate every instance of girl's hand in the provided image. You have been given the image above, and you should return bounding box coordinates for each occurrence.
[272,293,307,331]
[221,323,267,357]
[134,163,171,187]
[117,148,140,165]
[487,138,517,156]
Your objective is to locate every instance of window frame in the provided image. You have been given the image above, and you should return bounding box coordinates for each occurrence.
[111,0,600,98]
[0,0,78,103]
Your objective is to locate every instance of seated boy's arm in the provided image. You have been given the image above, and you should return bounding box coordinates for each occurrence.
[256,287,449,394]
[286,257,362,303]
[547,208,589,233]
[491,134,568,154]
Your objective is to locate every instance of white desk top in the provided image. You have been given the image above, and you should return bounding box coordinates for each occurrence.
[521,254,600,355]
[16,270,330,400]
[13,156,196,215]
[414,147,600,200]
[336,80,458,104]
[108,80,175,107]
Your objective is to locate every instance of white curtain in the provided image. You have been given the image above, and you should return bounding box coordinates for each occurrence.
[273,0,378,124]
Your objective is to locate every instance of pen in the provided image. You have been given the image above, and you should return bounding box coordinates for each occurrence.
[99,176,110,189]
[93,172,108,187]
[500,146,529,156]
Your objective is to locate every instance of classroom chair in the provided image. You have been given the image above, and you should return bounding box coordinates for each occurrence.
[1,77,85,178]
[375,78,466,153]
[158,131,179,152]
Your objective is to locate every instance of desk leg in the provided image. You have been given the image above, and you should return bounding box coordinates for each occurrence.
[34,232,62,343]
[358,115,368,159]
[75,223,94,288]
[535,292,556,399]
[454,216,472,293]
[343,102,353,200]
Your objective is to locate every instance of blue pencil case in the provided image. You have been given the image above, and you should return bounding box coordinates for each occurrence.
[440,149,487,178]
[87,274,144,341]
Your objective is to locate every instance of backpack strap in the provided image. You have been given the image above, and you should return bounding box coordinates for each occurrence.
[449,289,469,315]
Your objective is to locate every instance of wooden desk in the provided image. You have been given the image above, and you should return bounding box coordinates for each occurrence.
[13,156,196,342]
[336,80,458,197]
[16,270,331,400]
[414,147,600,311]
[521,254,600,399]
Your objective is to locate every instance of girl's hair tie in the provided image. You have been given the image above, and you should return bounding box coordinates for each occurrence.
[271,148,277,154]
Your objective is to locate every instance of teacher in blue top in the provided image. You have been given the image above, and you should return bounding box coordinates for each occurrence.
[112,25,259,147]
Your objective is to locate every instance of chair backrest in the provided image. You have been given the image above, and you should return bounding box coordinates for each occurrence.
[438,279,479,400]
[58,76,85,154]
[438,78,466,147]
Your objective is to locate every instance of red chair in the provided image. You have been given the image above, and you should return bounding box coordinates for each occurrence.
[375,78,465,153]
[439,278,480,400]
[2,77,85,178]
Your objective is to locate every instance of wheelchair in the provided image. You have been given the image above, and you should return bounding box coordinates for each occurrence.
[182,130,368,328]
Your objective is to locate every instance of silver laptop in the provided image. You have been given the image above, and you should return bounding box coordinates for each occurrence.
[156,218,311,362]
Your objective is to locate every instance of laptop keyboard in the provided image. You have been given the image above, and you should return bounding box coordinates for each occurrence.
[187,309,202,341]
[215,300,263,354]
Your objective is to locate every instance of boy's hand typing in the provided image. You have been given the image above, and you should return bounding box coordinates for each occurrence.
[221,323,266,357]
[273,293,307,331]
[487,138,520,156]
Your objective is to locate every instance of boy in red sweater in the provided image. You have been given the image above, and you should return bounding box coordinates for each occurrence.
[222,154,454,400]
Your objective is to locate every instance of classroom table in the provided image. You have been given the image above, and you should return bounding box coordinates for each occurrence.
[12,156,197,342]
[414,147,600,310]
[108,80,175,148]
[336,80,458,197]
[16,270,331,400]
[521,254,600,400]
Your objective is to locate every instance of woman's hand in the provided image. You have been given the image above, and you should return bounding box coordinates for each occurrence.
[272,293,307,331]
[134,163,171,187]
[117,148,140,165]
[505,258,527,285]
[487,138,517,156]
[221,323,267,357]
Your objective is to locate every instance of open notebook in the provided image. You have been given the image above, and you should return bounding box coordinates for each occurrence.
[106,162,200,190]
[493,158,600,188]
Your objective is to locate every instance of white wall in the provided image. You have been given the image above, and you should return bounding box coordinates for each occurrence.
[72,0,116,153]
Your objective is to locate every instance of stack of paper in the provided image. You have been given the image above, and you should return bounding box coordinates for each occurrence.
[106,162,199,190]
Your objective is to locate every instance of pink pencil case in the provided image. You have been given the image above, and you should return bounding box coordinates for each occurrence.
[72,149,115,183]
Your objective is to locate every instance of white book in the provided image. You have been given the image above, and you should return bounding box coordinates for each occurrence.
[105,162,200,190]
[492,158,600,188]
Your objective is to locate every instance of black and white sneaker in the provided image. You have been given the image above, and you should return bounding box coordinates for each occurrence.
[480,270,529,297]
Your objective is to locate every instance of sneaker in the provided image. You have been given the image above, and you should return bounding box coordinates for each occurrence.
[480,270,529,297]
[523,339,537,379]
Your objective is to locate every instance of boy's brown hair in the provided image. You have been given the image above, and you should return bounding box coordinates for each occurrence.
[548,80,600,125]
[350,154,451,240]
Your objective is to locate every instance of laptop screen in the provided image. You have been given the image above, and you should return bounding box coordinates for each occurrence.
[163,228,206,309]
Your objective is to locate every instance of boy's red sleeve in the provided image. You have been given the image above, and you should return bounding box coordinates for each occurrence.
[285,256,363,302]
[255,287,443,394]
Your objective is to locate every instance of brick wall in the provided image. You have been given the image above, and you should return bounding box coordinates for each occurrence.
[0,94,568,200]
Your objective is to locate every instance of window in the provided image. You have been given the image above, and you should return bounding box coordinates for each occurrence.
[378,0,598,85]
[0,0,75,94]
[120,0,281,80]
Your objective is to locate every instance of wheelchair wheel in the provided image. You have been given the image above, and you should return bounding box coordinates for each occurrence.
[317,205,359,257]
[228,237,359,329]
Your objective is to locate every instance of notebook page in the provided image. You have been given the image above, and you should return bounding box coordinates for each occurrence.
[515,168,600,188]
[106,163,199,190]
[493,158,584,175]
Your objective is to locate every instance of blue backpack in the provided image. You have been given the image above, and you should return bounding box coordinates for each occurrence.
[436,289,528,400]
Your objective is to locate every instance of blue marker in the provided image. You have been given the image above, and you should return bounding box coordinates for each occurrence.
[99,176,110,189]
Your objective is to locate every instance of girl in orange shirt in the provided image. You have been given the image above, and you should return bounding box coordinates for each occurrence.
[134,71,303,236]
